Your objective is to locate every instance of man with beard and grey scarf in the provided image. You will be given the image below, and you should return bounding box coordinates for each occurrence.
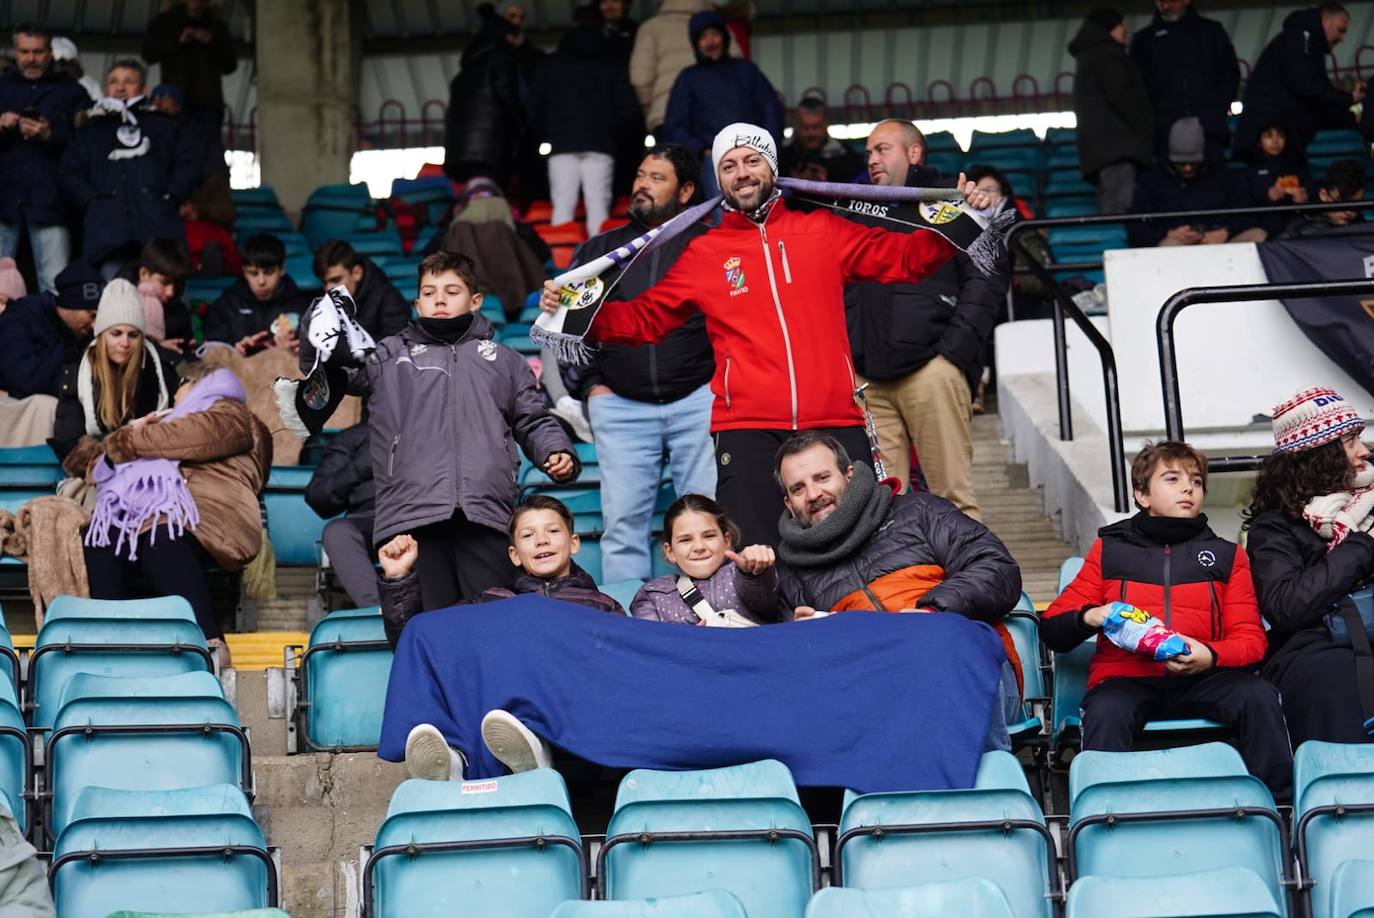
[560,144,717,582]
[773,430,1026,750]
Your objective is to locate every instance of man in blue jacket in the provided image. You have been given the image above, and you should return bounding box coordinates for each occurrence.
[660,11,782,198]
[0,261,101,399]
[0,23,91,293]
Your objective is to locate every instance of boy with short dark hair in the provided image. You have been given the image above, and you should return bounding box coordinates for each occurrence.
[203,233,310,355]
[311,239,409,341]
[1042,441,1292,801]
[132,237,193,347]
[1279,157,1368,238]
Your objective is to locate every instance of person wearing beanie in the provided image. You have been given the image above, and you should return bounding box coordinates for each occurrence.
[0,256,26,308]
[1068,6,1153,214]
[1245,385,1374,746]
[48,277,179,463]
[539,122,996,546]
[0,261,101,400]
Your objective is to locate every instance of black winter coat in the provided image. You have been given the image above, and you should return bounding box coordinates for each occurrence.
[0,294,87,399]
[1069,19,1154,179]
[1128,162,1246,246]
[305,423,375,519]
[141,4,238,111]
[49,343,180,460]
[0,66,90,226]
[202,275,312,349]
[777,490,1023,623]
[843,165,1007,390]
[531,26,640,156]
[61,104,202,262]
[1129,8,1240,161]
[444,30,523,179]
[351,256,411,342]
[566,214,714,403]
[1235,8,1356,162]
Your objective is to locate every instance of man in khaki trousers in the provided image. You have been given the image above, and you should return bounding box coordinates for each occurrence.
[842,120,1008,519]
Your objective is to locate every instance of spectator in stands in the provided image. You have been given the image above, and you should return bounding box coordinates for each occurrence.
[595,0,647,197]
[1044,441,1291,801]
[774,432,1024,748]
[1129,117,1264,246]
[630,494,779,624]
[0,22,90,293]
[445,3,523,186]
[81,364,273,666]
[846,119,1005,517]
[311,240,409,342]
[0,260,101,399]
[598,0,640,60]
[1237,124,1310,237]
[779,95,864,183]
[378,495,621,654]
[631,0,735,138]
[49,278,180,462]
[1278,157,1367,237]
[61,57,202,279]
[531,12,639,238]
[141,0,237,177]
[130,238,195,350]
[1245,386,1374,746]
[203,233,310,355]
[540,125,994,546]
[49,36,101,103]
[179,171,242,276]
[1130,0,1240,163]
[566,144,715,582]
[660,11,783,197]
[311,251,579,614]
[1069,8,1154,214]
[306,422,378,609]
[1235,3,1364,164]
[498,2,549,203]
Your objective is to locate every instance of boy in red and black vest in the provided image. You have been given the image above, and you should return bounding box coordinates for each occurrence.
[1042,441,1292,802]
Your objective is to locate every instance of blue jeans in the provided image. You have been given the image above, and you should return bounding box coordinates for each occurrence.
[0,215,69,294]
[982,660,1023,753]
[587,385,716,583]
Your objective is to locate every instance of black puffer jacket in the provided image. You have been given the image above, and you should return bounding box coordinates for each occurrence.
[1069,17,1154,179]
[530,25,640,157]
[566,214,714,403]
[777,490,1022,622]
[843,165,1007,390]
[305,422,375,519]
[444,28,523,180]
[1129,7,1240,160]
[351,256,411,342]
[1246,510,1374,676]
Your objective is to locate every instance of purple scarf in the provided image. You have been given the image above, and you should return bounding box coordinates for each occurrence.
[85,369,247,561]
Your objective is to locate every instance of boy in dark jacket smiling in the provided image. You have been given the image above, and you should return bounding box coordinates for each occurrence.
[1042,441,1292,801]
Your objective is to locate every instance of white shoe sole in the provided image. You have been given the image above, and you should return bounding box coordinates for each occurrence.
[405,723,455,781]
[481,710,551,774]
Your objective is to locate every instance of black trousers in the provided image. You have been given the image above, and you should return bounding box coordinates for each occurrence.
[412,510,512,611]
[1081,671,1294,803]
[84,530,222,641]
[713,425,875,549]
[1270,643,1374,747]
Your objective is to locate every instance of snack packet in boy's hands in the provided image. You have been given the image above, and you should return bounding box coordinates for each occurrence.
[1100,601,1189,661]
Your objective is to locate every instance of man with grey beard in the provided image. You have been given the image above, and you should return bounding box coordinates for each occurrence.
[1130,0,1239,163]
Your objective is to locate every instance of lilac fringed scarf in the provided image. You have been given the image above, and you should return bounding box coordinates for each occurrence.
[532,176,1015,364]
[84,368,247,561]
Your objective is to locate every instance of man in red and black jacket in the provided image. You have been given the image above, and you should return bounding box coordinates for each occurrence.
[1042,441,1292,802]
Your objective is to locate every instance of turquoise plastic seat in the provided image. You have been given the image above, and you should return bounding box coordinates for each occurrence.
[806,878,1017,917]
[1068,744,1288,915]
[265,466,334,567]
[1294,742,1374,918]
[1329,860,1374,918]
[300,607,392,750]
[108,911,292,918]
[47,672,247,840]
[1065,866,1282,917]
[31,615,211,730]
[550,891,748,917]
[602,760,818,918]
[577,539,604,584]
[837,751,1054,918]
[342,230,404,258]
[368,770,585,918]
[0,680,27,832]
[46,595,196,623]
[1005,598,1046,749]
[599,580,645,614]
[52,784,272,918]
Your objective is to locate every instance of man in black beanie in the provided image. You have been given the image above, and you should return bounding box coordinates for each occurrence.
[0,260,101,398]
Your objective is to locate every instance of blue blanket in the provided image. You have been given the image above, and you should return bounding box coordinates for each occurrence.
[379,596,1007,793]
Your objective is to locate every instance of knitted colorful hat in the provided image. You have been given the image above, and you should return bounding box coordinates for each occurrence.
[1271,386,1366,453]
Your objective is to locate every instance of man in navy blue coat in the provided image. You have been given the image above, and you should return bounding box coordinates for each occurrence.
[0,261,101,399]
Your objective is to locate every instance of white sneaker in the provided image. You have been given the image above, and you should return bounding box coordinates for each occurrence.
[404,723,464,781]
[481,709,553,774]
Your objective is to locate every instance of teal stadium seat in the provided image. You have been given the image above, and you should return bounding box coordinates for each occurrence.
[46,671,249,840]
[923,131,961,153]
[600,760,819,918]
[969,128,1039,150]
[391,176,457,224]
[1067,743,1289,915]
[233,211,293,235]
[342,230,404,258]
[836,750,1056,918]
[599,580,645,613]
[1065,866,1282,917]
[550,891,748,917]
[302,183,373,248]
[295,607,392,751]
[184,276,235,307]
[806,878,1017,917]
[108,912,292,918]
[1294,741,1374,918]
[1328,860,1374,918]
[51,783,273,918]
[0,674,28,832]
[265,466,335,567]
[229,186,281,208]
[366,770,586,918]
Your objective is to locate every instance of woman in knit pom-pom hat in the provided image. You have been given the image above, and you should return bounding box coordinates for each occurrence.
[1244,385,1374,745]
